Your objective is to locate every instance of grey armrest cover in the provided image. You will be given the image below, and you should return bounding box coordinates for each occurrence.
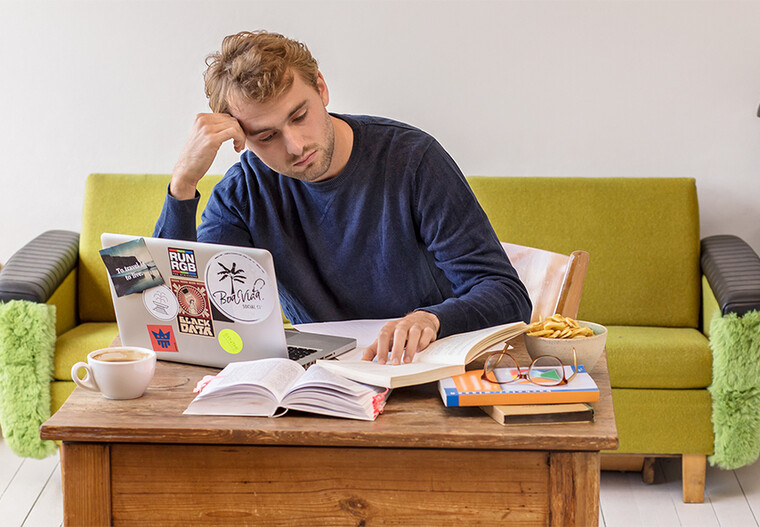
[701,234,760,316]
[0,230,80,303]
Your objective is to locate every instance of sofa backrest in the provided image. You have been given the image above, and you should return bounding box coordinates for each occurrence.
[79,174,222,322]
[467,177,701,328]
[79,174,701,329]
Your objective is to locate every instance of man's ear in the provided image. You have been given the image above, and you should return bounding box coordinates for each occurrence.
[316,71,329,107]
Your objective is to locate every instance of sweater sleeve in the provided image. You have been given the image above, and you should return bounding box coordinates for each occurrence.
[153,170,254,247]
[153,186,202,241]
[412,141,532,338]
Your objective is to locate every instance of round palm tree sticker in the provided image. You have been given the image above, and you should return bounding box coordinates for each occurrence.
[205,252,275,323]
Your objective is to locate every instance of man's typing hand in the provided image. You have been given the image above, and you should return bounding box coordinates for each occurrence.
[362,311,440,365]
[170,113,247,200]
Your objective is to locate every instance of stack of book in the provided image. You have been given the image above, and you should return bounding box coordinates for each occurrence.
[438,365,599,425]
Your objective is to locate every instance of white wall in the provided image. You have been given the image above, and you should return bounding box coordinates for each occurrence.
[2,0,759,265]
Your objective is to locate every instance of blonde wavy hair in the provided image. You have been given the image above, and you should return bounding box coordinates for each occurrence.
[204,30,320,113]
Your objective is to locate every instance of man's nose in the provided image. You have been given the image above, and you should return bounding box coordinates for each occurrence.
[283,128,305,156]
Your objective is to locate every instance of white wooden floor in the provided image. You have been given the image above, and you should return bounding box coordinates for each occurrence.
[1,436,759,526]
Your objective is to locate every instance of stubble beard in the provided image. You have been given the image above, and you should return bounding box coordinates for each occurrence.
[286,110,336,183]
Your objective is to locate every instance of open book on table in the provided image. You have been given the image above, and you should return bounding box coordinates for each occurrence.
[315,321,527,389]
[184,358,389,421]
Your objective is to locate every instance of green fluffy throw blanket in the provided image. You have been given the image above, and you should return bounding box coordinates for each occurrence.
[0,300,58,458]
[709,310,760,469]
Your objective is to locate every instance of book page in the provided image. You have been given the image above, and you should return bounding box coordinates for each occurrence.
[339,321,525,366]
[315,321,525,388]
[281,364,389,420]
[288,363,382,396]
[295,319,524,366]
[199,358,304,403]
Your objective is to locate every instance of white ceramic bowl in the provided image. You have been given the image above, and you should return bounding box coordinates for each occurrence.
[524,321,607,371]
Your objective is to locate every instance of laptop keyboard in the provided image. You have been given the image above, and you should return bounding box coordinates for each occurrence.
[287,345,320,362]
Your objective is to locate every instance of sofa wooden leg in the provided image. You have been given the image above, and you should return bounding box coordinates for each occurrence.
[600,453,644,472]
[682,454,706,503]
[642,457,656,484]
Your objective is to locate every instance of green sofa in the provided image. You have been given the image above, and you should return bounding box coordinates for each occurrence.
[1,174,759,503]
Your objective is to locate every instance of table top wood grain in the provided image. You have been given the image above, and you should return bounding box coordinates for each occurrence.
[41,336,618,451]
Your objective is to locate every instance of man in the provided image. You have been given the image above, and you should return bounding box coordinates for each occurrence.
[154,30,531,365]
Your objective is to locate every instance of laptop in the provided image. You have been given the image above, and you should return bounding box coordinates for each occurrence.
[100,233,356,368]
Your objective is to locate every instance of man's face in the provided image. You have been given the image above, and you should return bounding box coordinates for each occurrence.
[229,72,336,183]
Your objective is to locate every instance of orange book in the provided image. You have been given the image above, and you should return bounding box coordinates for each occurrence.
[438,366,599,407]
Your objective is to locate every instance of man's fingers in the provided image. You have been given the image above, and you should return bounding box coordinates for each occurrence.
[375,323,395,365]
[362,341,377,361]
[365,313,440,365]
[173,113,248,198]
[401,326,419,363]
[389,324,410,365]
[420,326,437,349]
[193,114,246,150]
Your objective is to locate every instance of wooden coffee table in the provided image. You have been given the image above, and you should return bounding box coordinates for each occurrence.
[41,338,617,527]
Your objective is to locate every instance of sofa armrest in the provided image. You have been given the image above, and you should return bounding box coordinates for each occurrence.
[701,234,760,316]
[0,230,80,303]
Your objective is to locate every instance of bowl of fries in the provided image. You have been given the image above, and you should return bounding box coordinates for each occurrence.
[524,315,607,370]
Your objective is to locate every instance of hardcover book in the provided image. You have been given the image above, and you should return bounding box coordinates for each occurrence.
[184,358,389,421]
[438,365,599,407]
[481,403,594,425]
[316,321,527,389]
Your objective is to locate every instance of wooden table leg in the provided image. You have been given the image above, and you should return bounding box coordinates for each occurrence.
[60,442,111,527]
[549,451,600,527]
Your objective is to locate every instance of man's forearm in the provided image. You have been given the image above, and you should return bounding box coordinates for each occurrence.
[423,278,532,339]
[153,186,201,242]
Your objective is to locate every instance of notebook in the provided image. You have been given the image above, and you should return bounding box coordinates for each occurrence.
[100,233,356,368]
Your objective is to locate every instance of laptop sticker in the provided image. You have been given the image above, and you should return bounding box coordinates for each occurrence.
[210,302,235,324]
[100,238,164,297]
[168,247,198,278]
[205,252,276,323]
[147,325,179,352]
[142,285,179,321]
[218,329,243,354]
[171,279,215,338]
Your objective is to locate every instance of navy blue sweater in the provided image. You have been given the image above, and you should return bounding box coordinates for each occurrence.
[154,114,531,338]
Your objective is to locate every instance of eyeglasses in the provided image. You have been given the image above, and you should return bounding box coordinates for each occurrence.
[481,345,578,387]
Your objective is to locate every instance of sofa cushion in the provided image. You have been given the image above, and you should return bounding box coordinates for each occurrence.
[53,322,119,381]
[608,388,714,454]
[50,380,76,415]
[467,177,701,328]
[79,174,223,323]
[606,325,712,389]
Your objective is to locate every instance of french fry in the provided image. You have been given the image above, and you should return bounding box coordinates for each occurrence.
[526,314,594,339]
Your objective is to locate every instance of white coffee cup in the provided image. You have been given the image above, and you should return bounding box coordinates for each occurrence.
[71,347,156,400]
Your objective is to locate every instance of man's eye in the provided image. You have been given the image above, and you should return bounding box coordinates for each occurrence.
[259,133,275,143]
[293,111,307,122]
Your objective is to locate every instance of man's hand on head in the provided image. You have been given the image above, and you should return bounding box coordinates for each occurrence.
[362,311,440,365]
[170,113,247,200]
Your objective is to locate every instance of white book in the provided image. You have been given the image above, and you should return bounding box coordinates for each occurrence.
[316,321,528,389]
[184,358,389,421]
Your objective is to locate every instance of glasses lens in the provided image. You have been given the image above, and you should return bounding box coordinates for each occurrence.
[528,356,564,386]
[483,352,520,384]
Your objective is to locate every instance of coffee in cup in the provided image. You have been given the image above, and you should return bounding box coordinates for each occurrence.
[71,346,156,400]
[91,348,151,363]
